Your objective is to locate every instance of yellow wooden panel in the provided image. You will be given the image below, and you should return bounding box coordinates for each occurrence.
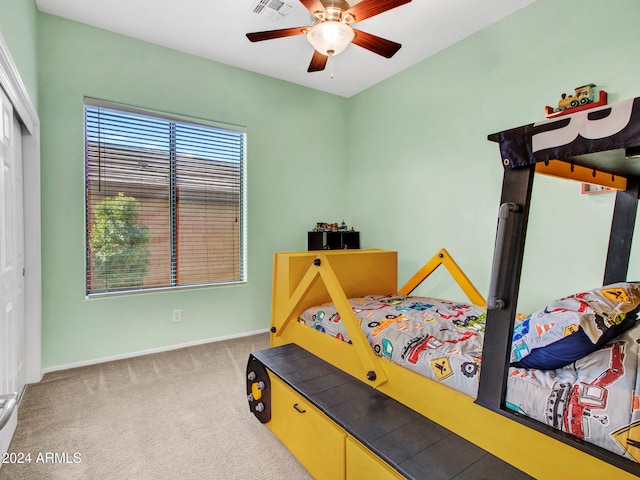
[268,374,346,480]
[536,159,627,190]
[272,249,397,316]
[271,249,397,387]
[346,437,403,480]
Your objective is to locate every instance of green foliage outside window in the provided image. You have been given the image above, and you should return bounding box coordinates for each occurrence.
[89,192,151,291]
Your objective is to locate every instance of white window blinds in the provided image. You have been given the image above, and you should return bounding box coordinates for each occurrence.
[85,99,246,295]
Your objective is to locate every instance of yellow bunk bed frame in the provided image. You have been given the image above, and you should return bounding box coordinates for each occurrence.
[269,248,636,479]
[261,96,640,479]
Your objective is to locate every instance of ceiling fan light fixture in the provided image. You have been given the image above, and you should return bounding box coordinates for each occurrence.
[306,21,354,56]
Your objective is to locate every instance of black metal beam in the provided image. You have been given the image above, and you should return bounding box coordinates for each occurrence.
[476,165,535,411]
[604,178,640,285]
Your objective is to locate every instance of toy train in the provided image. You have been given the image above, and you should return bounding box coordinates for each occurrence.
[545,83,608,118]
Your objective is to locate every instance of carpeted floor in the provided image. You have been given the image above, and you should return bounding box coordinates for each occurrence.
[0,333,312,480]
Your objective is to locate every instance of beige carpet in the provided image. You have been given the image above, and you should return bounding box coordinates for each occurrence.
[0,333,313,480]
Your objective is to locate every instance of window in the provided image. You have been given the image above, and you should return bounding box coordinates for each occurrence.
[84,98,246,295]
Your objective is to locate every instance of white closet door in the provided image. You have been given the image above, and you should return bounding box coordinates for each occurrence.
[0,86,26,456]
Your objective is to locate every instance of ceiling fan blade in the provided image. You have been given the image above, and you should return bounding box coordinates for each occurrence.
[246,27,309,42]
[308,50,328,72]
[299,0,326,16]
[345,0,412,23]
[352,29,401,58]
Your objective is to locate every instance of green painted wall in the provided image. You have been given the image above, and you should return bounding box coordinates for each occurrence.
[37,13,349,368]
[347,0,640,312]
[0,0,38,109]
[33,0,640,368]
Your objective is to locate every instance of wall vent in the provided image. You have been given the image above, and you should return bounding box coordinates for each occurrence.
[250,0,294,22]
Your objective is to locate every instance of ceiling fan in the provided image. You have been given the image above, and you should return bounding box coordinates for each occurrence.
[246,0,412,73]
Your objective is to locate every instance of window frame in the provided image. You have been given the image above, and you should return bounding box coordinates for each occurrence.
[84,97,247,297]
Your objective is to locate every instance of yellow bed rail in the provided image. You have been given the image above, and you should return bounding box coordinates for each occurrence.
[398,248,487,306]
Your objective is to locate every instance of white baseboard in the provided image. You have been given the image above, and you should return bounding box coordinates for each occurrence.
[41,328,270,375]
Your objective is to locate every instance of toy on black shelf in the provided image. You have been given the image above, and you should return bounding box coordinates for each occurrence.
[313,221,355,233]
[544,83,608,119]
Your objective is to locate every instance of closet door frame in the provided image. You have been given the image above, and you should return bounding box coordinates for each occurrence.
[0,31,42,386]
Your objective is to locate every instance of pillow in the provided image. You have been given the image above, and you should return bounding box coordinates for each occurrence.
[510,282,640,370]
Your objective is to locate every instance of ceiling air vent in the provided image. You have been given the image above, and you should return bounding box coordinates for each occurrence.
[250,0,294,22]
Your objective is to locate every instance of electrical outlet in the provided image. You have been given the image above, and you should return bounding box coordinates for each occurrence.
[172,309,181,323]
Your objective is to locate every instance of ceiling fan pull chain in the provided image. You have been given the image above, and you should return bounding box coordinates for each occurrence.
[328,51,334,79]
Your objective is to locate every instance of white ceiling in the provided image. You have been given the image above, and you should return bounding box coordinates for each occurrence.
[35,0,538,98]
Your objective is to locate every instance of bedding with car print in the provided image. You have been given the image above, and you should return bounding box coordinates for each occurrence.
[298,283,640,462]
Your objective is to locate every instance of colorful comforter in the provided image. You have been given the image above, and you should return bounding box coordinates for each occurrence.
[298,293,640,462]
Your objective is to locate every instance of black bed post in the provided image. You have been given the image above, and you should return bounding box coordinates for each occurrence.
[603,177,640,285]
[476,165,535,412]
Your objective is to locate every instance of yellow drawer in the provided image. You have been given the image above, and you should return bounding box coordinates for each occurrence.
[346,436,404,480]
[268,374,346,480]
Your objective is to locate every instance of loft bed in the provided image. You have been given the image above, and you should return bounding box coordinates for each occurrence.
[248,96,640,479]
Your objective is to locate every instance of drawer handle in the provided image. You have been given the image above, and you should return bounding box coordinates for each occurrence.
[293,403,306,414]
